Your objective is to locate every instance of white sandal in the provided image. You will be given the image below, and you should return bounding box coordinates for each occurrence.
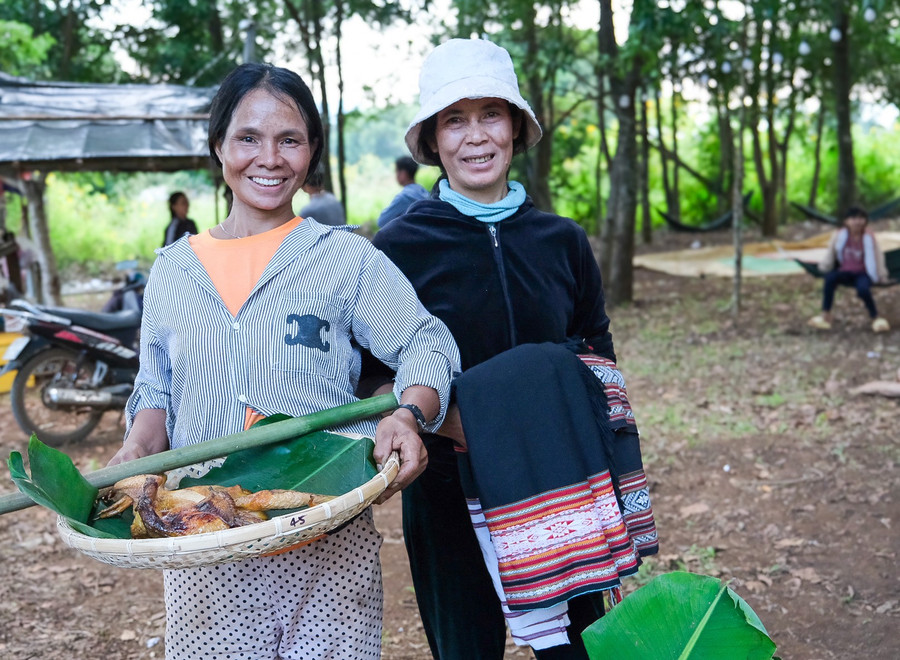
[807,315,831,330]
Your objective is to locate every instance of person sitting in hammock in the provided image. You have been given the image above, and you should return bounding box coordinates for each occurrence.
[807,205,890,333]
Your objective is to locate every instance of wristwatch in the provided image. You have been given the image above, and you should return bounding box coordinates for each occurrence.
[396,403,428,431]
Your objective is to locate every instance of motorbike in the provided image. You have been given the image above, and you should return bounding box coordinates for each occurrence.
[0,265,144,445]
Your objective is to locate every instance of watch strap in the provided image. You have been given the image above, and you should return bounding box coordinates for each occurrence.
[396,403,427,431]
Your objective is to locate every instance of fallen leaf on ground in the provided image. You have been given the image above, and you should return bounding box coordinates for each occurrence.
[679,502,710,517]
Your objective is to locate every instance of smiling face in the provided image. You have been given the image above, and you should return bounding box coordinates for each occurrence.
[215,88,315,227]
[429,97,521,204]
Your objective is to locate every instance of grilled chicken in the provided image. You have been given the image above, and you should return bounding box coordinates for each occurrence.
[97,474,334,538]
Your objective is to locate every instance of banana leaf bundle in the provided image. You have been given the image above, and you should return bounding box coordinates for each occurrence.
[2,395,398,540]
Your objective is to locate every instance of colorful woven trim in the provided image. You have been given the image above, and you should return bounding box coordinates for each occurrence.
[483,470,640,610]
[618,470,659,556]
[577,354,637,430]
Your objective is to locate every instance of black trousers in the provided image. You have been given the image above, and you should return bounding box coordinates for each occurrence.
[402,436,604,660]
[822,270,878,317]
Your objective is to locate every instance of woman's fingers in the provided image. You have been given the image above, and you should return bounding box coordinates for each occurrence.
[373,416,427,504]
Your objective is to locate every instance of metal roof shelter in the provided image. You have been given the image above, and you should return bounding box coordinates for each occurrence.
[0,72,216,176]
[0,73,219,305]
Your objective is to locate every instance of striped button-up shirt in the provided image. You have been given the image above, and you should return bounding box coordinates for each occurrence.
[126,220,460,448]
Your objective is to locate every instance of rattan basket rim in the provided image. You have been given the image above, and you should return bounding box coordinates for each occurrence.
[56,451,399,568]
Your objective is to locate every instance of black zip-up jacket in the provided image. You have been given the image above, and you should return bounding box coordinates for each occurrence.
[371,196,615,372]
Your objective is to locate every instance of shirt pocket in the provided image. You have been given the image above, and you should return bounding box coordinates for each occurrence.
[271,293,349,381]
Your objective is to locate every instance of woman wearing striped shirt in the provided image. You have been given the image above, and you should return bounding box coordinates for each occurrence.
[109,63,459,660]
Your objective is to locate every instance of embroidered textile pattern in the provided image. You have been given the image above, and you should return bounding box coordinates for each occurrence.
[483,471,640,609]
[577,354,637,430]
[617,470,659,555]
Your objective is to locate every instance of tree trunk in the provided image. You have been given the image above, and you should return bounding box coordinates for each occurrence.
[639,92,652,244]
[335,0,347,211]
[670,89,681,220]
[654,91,675,219]
[286,0,333,192]
[776,101,797,227]
[598,0,638,307]
[60,1,78,80]
[832,4,855,215]
[808,108,826,207]
[21,175,61,305]
[732,104,746,317]
[595,76,611,229]
[207,1,225,52]
[523,9,554,212]
[750,104,777,237]
[715,92,734,214]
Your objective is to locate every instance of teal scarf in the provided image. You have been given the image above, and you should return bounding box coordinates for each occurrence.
[439,179,526,223]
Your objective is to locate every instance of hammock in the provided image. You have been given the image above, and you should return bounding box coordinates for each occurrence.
[658,192,754,233]
[790,197,900,225]
[795,247,900,287]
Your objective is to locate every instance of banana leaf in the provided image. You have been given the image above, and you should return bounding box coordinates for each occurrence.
[582,571,777,660]
[8,428,378,540]
[8,435,98,525]
[0,393,397,515]
[179,429,377,506]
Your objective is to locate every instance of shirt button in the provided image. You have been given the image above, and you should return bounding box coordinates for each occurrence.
[232,322,240,330]
[238,394,248,403]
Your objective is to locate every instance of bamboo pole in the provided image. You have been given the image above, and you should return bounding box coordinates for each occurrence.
[0,394,398,515]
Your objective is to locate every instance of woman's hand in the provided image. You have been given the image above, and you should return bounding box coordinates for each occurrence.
[373,410,427,504]
[435,404,466,449]
[107,409,169,466]
[372,385,439,504]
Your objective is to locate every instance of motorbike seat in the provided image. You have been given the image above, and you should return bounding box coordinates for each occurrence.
[42,307,142,332]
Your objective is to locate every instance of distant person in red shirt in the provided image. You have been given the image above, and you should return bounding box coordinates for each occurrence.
[162,191,199,246]
[808,205,890,333]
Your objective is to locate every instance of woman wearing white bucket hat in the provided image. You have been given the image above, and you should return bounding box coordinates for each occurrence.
[363,38,656,659]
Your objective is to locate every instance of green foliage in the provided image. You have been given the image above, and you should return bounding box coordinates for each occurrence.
[343,105,418,166]
[181,429,377,497]
[582,572,777,660]
[8,434,98,525]
[0,0,121,82]
[0,20,55,77]
[117,0,282,85]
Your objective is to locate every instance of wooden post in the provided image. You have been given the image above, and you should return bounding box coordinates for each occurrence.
[21,173,62,305]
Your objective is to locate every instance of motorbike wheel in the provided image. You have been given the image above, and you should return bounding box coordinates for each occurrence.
[10,348,104,446]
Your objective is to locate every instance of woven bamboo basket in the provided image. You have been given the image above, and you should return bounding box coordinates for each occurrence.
[56,452,400,570]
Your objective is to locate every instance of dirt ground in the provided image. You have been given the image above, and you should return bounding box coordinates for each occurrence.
[0,223,897,659]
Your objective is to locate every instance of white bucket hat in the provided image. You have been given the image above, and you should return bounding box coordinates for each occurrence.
[405,38,543,166]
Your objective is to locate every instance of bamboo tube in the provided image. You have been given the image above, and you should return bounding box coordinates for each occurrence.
[0,394,398,515]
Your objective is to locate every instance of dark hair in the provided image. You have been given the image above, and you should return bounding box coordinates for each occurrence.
[207,63,323,183]
[843,205,868,222]
[416,102,528,171]
[395,156,419,179]
[304,161,327,190]
[168,191,187,215]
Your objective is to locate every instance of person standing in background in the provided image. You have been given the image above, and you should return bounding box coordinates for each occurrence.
[300,162,346,226]
[376,156,428,228]
[162,191,199,247]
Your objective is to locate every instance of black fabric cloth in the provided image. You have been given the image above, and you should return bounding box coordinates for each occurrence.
[163,216,199,247]
[454,343,615,509]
